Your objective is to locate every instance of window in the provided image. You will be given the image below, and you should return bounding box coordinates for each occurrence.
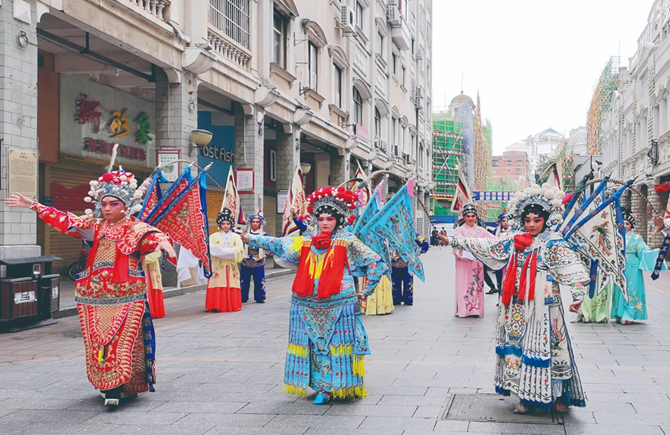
[401,66,406,86]
[516,168,521,174]
[392,117,397,145]
[374,107,381,138]
[273,10,287,68]
[269,150,277,181]
[353,87,363,125]
[308,42,318,90]
[507,169,512,173]
[506,160,512,165]
[355,2,364,29]
[208,0,251,49]
[377,31,384,56]
[492,160,499,166]
[392,53,397,75]
[333,64,343,108]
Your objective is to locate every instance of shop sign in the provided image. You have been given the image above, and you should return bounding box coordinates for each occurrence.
[200,145,234,162]
[355,124,369,143]
[61,75,156,168]
[83,138,147,161]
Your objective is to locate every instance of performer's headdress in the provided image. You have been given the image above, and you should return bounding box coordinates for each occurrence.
[216,209,235,226]
[506,183,567,228]
[83,144,145,217]
[623,208,636,228]
[497,210,512,224]
[306,186,358,226]
[247,209,265,227]
[462,203,478,216]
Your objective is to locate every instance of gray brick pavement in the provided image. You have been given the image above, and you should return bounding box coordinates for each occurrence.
[1,248,670,434]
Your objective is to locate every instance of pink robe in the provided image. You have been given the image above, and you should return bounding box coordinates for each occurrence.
[453,224,495,317]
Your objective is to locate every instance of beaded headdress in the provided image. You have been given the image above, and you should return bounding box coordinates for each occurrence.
[247,210,265,227]
[217,209,235,226]
[507,183,567,227]
[461,203,478,216]
[83,144,145,217]
[307,186,358,225]
[623,208,636,228]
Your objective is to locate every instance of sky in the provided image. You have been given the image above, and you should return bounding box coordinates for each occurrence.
[432,0,655,154]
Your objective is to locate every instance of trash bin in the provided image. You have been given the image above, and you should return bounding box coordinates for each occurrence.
[0,256,61,328]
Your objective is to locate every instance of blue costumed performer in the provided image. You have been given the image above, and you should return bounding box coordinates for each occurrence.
[241,186,386,404]
[391,234,429,306]
[240,210,270,303]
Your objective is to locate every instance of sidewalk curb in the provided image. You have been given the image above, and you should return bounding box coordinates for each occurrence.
[52,268,296,320]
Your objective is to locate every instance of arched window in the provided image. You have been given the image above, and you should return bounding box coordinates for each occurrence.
[374,107,381,138]
[353,87,363,125]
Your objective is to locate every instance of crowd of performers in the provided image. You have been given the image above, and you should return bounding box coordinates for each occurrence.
[6,153,670,416]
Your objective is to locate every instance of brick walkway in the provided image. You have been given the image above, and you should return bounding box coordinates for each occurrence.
[1,247,670,434]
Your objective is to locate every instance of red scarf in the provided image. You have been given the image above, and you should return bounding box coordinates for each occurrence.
[292,236,348,299]
[501,233,537,307]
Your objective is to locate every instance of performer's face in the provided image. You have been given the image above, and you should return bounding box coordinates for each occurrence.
[524,213,545,236]
[464,213,477,227]
[624,221,632,231]
[501,220,510,230]
[250,219,261,231]
[317,213,337,233]
[100,197,126,223]
[219,221,232,232]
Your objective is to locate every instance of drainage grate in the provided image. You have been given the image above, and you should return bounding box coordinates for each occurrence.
[441,394,564,425]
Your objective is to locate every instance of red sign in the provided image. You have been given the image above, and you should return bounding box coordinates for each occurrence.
[355,124,369,143]
[83,138,147,161]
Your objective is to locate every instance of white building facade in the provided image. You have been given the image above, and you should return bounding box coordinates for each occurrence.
[0,0,433,272]
[600,0,670,247]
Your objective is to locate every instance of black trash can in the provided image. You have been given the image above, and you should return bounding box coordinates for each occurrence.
[0,256,62,330]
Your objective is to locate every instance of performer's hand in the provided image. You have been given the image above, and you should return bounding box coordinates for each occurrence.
[156,240,177,259]
[4,192,33,208]
[438,234,449,245]
[357,293,368,305]
[240,231,249,243]
[569,301,582,313]
[652,215,665,237]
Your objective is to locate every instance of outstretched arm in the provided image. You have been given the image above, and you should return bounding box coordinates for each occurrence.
[445,234,512,271]
[5,192,96,236]
[243,233,303,264]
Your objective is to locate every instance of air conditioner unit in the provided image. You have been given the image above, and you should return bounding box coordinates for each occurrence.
[387,0,398,6]
[387,6,401,26]
[416,47,424,60]
[403,153,412,165]
[340,6,354,31]
[415,87,424,98]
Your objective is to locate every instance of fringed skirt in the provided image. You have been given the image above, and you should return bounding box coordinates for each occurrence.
[76,295,156,394]
[284,295,369,399]
[494,293,585,410]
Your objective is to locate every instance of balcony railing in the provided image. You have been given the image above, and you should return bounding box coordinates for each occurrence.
[208,28,252,70]
[208,0,250,49]
[126,0,171,21]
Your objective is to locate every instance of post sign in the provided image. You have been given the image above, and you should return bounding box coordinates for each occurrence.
[236,168,254,193]
[157,148,180,182]
[8,148,38,200]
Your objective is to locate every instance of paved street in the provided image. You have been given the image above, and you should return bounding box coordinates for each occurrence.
[2,247,670,434]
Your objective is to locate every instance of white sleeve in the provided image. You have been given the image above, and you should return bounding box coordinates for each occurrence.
[211,245,236,259]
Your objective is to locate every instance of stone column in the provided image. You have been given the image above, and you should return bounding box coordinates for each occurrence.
[632,184,648,243]
[0,1,40,261]
[330,149,349,186]
[234,105,264,219]
[275,124,301,235]
[155,69,199,169]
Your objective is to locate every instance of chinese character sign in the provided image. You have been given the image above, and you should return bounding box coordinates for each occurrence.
[109,109,130,138]
[75,94,102,133]
[135,112,152,145]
